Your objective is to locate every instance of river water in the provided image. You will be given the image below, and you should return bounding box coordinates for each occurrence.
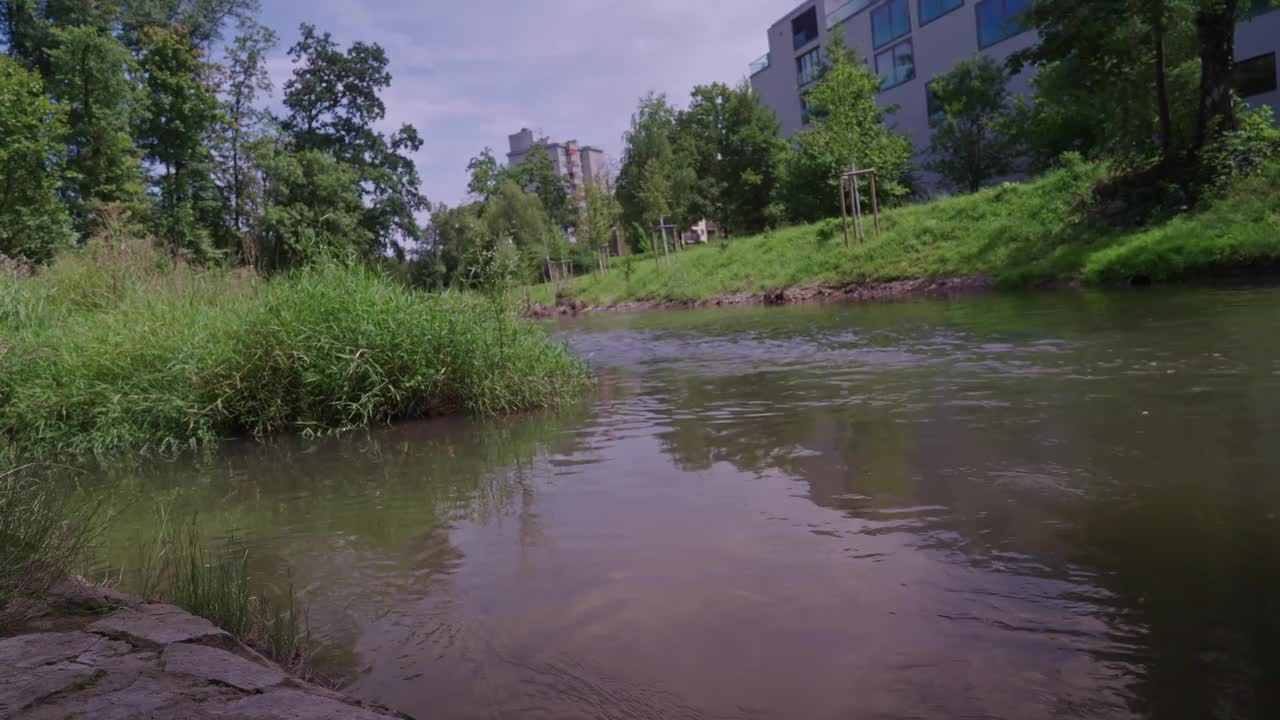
[94,287,1280,719]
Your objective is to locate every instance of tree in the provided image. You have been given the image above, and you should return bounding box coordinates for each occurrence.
[780,34,913,222]
[281,23,427,257]
[211,17,276,254]
[926,54,1020,193]
[508,144,575,230]
[616,92,693,248]
[135,25,222,258]
[416,201,486,289]
[256,145,369,271]
[0,55,72,262]
[466,147,501,200]
[582,177,618,256]
[483,179,563,281]
[46,24,146,231]
[118,0,259,49]
[675,81,783,236]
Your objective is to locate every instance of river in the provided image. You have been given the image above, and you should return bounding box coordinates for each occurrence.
[93,286,1280,719]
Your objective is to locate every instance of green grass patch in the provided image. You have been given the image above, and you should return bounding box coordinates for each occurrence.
[0,241,590,462]
[535,159,1280,306]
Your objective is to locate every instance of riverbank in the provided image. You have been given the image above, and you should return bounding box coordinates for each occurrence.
[0,580,409,720]
[529,157,1280,311]
[0,241,589,462]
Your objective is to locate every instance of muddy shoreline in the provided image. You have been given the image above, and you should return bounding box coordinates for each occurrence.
[525,274,1002,318]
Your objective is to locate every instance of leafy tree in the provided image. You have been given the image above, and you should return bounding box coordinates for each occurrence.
[256,145,370,271]
[616,92,692,248]
[416,201,485,289]
[466,147,502,200]
[926,54,1020,193]
[211,16,275,254]
[484,179,563,281]
[675,80,782,236]
[780,34,913,222]
[508,144,575,230]
[582,177,618,256]
[0,55,72,262]
[281,23,427,257]
[118,0,259,49]
[135,25,222,258]
[46,24,146,231]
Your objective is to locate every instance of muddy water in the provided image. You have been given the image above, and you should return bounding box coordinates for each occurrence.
[96,287,1280,719]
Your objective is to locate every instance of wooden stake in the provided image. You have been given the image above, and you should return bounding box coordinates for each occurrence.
[839,176,850,248]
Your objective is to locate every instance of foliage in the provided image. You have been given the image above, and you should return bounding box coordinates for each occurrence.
[0,240,590,461]
[615,92,691,247]
[779,34,914,223]
[676,80,784,236]
[281,23,427,257]
[46,24,148,232]
[211,17,277,258]
[582,178,619,253]
[0,55,73,263]
[255,145,370,270]
[0,466,100,621]
[483,179,565,282]
[135,25,222,259]
[467,143,577,229]
[1199,105,1280,189]
[926,54,1020,192]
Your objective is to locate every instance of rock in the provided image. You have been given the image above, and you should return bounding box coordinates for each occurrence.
[88,605,228,647]
[0,663,98,720]
[162,643,285,693]
[211,688,401,720]
[0,632,99,670]
[48,579,142,614]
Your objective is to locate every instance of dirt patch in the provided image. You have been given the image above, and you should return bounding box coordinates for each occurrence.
[524,274,998,318]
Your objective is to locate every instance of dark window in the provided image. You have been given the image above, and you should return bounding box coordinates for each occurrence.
[875,40,915,89]
[1236,53,1278,98]
[872,0,911,49]
[920,0,963,25]
[797,47,823,87]
[976,0,1029,48]
[792,7,820,49]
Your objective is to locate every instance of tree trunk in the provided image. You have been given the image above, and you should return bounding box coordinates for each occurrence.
[1194,0,1238,151]
[1153,28,1173,162]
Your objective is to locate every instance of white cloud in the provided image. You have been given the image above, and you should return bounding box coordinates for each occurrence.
[258,0,784,208]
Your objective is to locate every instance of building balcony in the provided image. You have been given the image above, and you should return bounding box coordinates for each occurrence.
[826,0,876,29]
[749,53,771,76]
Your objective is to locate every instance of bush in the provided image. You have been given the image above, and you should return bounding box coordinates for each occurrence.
[0,240,590,461]
[1200,106,1280,191]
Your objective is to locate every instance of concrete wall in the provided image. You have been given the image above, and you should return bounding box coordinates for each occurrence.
[750,0,826,138]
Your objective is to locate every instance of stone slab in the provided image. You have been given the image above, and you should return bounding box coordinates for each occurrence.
[163,642,286,693]
[0,632,99,670]
[212,688,400,720]
[87,604,228,646]
[0,663,98,720]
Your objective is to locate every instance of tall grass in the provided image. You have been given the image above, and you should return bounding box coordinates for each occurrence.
[0,466,100,625]
[535,157,1280,306]
[134,512,308,673]
[0,241,589,461]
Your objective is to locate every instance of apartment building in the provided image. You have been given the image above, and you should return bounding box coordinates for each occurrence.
[749,0,1280,160]
[506,128,610,203]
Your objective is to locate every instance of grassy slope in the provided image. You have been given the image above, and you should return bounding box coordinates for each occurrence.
[534,160,1280,306]
[0,242,589,461]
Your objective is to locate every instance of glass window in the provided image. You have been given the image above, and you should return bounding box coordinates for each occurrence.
[920,0,963,25]
[1235,53,1278,98]
[976,0,1029,48]
[797,47,823,87]
[875,40,915,90]
[792,7,820,49]
[871,0,911,49]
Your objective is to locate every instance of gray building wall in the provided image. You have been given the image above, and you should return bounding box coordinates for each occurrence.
[750,1,1280,172]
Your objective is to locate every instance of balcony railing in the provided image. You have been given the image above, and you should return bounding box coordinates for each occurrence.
[826,0,876,28]
[749,53,771,76]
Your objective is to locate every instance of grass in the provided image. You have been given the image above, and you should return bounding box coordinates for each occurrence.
[132,510,310,675]
[533,158,1280,306]
[0,466,100,627]
[0,239,590,462]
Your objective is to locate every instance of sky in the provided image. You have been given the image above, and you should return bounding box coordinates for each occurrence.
[256,0,786,209]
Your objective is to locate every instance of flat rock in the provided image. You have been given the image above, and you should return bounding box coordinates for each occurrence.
[0,663,98,720]
[212,688,399,720]
[163,643,286,693]
[88,604,228,646]
[0,632,99,670]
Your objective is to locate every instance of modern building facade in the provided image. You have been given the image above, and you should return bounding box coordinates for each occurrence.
[506,128,610,203]
[749,0,1280,161]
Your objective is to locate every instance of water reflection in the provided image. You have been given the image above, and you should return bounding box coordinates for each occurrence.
[92,286,1280,719]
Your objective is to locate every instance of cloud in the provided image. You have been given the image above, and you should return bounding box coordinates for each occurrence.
[257,0,784,210]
